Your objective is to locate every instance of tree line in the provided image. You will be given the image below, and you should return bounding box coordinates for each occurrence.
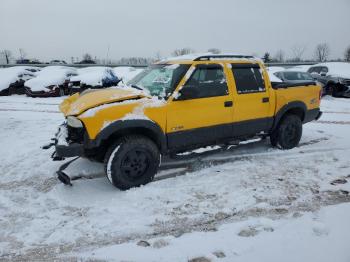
[1,44,350,65]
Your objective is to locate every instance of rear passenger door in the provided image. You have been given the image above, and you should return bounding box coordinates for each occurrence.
[228,64,273,136]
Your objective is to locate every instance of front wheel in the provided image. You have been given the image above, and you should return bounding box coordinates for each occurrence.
[104,135,160,190]
[270,114,302,149]
[58,87,65,97]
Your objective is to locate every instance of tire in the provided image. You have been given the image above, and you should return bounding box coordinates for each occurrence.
[58,87,65,97]
[270,130,278,147]
[327,84,339,97]
[8,86,15,96]
[270,114,302,149]
[104,135,160,190]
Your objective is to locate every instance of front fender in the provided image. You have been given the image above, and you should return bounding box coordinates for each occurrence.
[87,119,167,153]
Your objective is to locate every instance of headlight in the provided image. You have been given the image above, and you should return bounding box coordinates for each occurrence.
[67,116,83,128]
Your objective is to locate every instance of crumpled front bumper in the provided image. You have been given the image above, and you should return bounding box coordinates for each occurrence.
[55,124,84,158]
[342,87,350,98]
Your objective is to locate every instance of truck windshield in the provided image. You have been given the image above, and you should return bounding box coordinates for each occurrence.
[127,64,190,98]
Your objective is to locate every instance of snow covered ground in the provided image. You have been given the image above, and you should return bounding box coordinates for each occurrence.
[0,95,350,261]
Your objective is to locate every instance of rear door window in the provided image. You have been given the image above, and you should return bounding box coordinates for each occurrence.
[231,64,266,94]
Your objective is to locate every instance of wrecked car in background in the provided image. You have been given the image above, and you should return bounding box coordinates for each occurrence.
[308,62,350,97]
[0,66,39,96]
[68,67,121,94]
[24,66,77,97]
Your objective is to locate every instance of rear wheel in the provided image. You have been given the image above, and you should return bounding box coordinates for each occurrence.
[327,84,340,97]
[270,114,302,149]
[104,135,160,190]
[8,86,15,95]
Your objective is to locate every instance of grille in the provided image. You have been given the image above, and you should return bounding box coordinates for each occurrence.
[67,126,85,143]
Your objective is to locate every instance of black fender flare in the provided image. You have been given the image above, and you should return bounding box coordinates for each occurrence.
[88,119,167,153]
[272,101,307,131]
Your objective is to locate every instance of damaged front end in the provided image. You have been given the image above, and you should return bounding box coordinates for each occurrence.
[54,123,84,159]
[43,123,86,186]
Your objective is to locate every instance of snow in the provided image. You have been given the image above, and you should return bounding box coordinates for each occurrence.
[70,67,115,86]
[0,95,350,261]
[311,62,350,78]
[285,65,313,72]
[267,66,285,74]
[113,66,144,82]
[267,71,283,82]
[56,124,68,146]
[25,66,77,91]
[0,66,37,91]
[78,203,350,262]
[79,98,146,118]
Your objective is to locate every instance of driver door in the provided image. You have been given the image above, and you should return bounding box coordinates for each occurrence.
[166,64,234,150]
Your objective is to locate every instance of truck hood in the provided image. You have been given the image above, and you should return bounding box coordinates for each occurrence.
[60,87,148,116]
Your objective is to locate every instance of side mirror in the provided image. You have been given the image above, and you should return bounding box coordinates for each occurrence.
[177,85,198,100]
[320,72,327,77]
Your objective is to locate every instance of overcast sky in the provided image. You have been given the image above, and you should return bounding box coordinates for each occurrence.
[1,0,350,62]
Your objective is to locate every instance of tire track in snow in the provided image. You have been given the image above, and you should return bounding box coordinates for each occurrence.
[0,108,60,113]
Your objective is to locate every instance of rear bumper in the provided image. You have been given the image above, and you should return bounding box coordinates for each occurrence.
[54,124,84,158]
[25,87,59,97]
[304,108,322,123]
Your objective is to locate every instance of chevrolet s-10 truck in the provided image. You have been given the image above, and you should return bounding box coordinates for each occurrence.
[52,54,322,190]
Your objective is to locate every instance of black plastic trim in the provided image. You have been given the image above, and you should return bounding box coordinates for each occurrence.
[89,120,167,153]
[271,81,317,89]
[194,55,254,61]
[304,108,322,123]
[230,63,260,69]
[55,143,84,158]
[167,117,274,152]
[272,101,307,130]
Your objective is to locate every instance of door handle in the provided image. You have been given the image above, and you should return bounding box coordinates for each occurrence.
[224,101,233,107]
[262,97,269,103]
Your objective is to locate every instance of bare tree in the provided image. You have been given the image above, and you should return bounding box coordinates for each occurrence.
[274,49,285,62]
[314,43,330,62]
[19,48,27,60]
[1,50,12,64]
[207,48,221,54]
[291,44,306,62]
[344,46,350,62]
[82,53,93,61]
[118,57,155,66]
[155,51,162,61]
[171,48,194,57]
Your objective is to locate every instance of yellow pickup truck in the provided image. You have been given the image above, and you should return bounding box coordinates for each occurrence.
[53,54,322,190]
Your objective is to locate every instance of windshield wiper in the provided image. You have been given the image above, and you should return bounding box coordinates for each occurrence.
[131,84,144,91]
